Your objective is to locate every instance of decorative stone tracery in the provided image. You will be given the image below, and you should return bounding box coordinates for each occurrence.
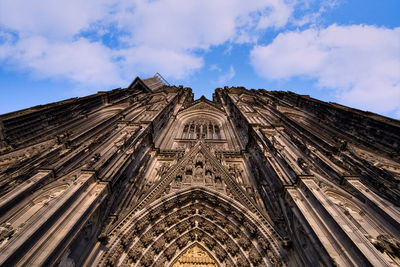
[1,77,399,267]
[100,188,284,266]
[181,120,222,140]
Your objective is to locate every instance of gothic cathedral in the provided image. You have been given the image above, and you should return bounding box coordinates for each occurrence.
[0,74,399,266]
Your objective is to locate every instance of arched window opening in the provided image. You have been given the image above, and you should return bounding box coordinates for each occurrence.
[189,124,195,139]
[196,125,201,139]
[208,124,213,139]
[214,125,221,139]
[182,124,189,138]
[201,124,206,139]
[181,120,222,140]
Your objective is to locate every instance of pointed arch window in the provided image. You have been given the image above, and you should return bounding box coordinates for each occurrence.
[181,120,221,140]
[208,124,213,139]
[214,125,221,139]
[182,124,189,138]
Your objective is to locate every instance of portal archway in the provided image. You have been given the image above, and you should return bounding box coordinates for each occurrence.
[101,187,286,266]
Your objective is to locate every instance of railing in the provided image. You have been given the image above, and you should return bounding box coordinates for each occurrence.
[154,72,170,86]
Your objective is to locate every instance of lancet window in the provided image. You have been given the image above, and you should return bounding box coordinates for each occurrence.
[181,120,222,139]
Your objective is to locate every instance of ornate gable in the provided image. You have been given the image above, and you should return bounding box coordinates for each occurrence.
[180,96,225,115]
[107,141,279,238]
[141,142,253,210]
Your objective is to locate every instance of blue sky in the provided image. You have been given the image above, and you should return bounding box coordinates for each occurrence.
[0,0,399,118]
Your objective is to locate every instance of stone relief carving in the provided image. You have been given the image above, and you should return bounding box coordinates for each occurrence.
[0,223,14,245]
[153,236,166,253]
[325,190,400,264]
[156,162,170,178]
[140,248,154,266]
[371,234,400,264]
[107,189,282,266]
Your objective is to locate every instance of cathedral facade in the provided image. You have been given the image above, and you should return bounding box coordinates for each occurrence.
[0,74,399,266]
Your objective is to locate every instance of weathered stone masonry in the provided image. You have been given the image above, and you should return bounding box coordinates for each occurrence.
[0,74,399,266]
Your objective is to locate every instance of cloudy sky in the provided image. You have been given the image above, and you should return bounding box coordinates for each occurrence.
[0,0,399,118]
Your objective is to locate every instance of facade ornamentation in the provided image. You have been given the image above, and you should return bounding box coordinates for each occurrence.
[0,74,399,266]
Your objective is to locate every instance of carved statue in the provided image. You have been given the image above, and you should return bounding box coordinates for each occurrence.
[238,236,251,250]
[153,237,165,253]
[249,247,262,264]
[215,230,228,242]
[141,231,154,247]
[165,228,178,242]
[371,234,400,262]
[183,174,192,184]
[229,164,244,184]
[176,235,190,249]
[214,176,222,186]
[202,209,215,219]
[141,249,154,267]
[154,222,166,235]
[194,164,204,177]
[203,236,216,249]
[226,224,239,237]
[244,221,257,236]
[128,243,143,262]
[226,239,239,255]
[165,244,178,260]
[215,246,227,261]
[0,223,14,243]
[236,257,248,266]
[173,175,182,188]
[154,255,167,267]
[205,171,213,184]
[203,222,215,234]
[189,231,197,241]
[156,162,169,177]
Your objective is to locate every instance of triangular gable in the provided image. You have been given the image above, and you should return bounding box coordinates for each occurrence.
[109,141,276,232]
[128,73,169,92]
[173,244,217,266]
[180,97,224,115]
[127,76,153,92]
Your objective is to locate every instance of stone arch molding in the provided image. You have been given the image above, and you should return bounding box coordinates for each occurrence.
[172,100,230,142]
[99,187,287,266]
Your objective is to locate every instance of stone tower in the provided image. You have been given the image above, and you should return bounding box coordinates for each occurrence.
[0,74,399,266]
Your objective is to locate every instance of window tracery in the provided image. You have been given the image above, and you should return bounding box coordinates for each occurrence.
[181,120,222,140]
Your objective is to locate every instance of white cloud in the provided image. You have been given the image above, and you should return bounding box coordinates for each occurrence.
[217,65,235,84]
[291,0,339,27]
[0,0,299,87]
[256,0,294,29]
[117,46,203,79]
[114,0,295,49]
[0,0,111,40]
[0,35,204,86]
[250,25,400,116]
[0,36,123,87]
[209,64,222,72]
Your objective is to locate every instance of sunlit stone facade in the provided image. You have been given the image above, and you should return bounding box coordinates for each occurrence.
[0,74,400,266]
